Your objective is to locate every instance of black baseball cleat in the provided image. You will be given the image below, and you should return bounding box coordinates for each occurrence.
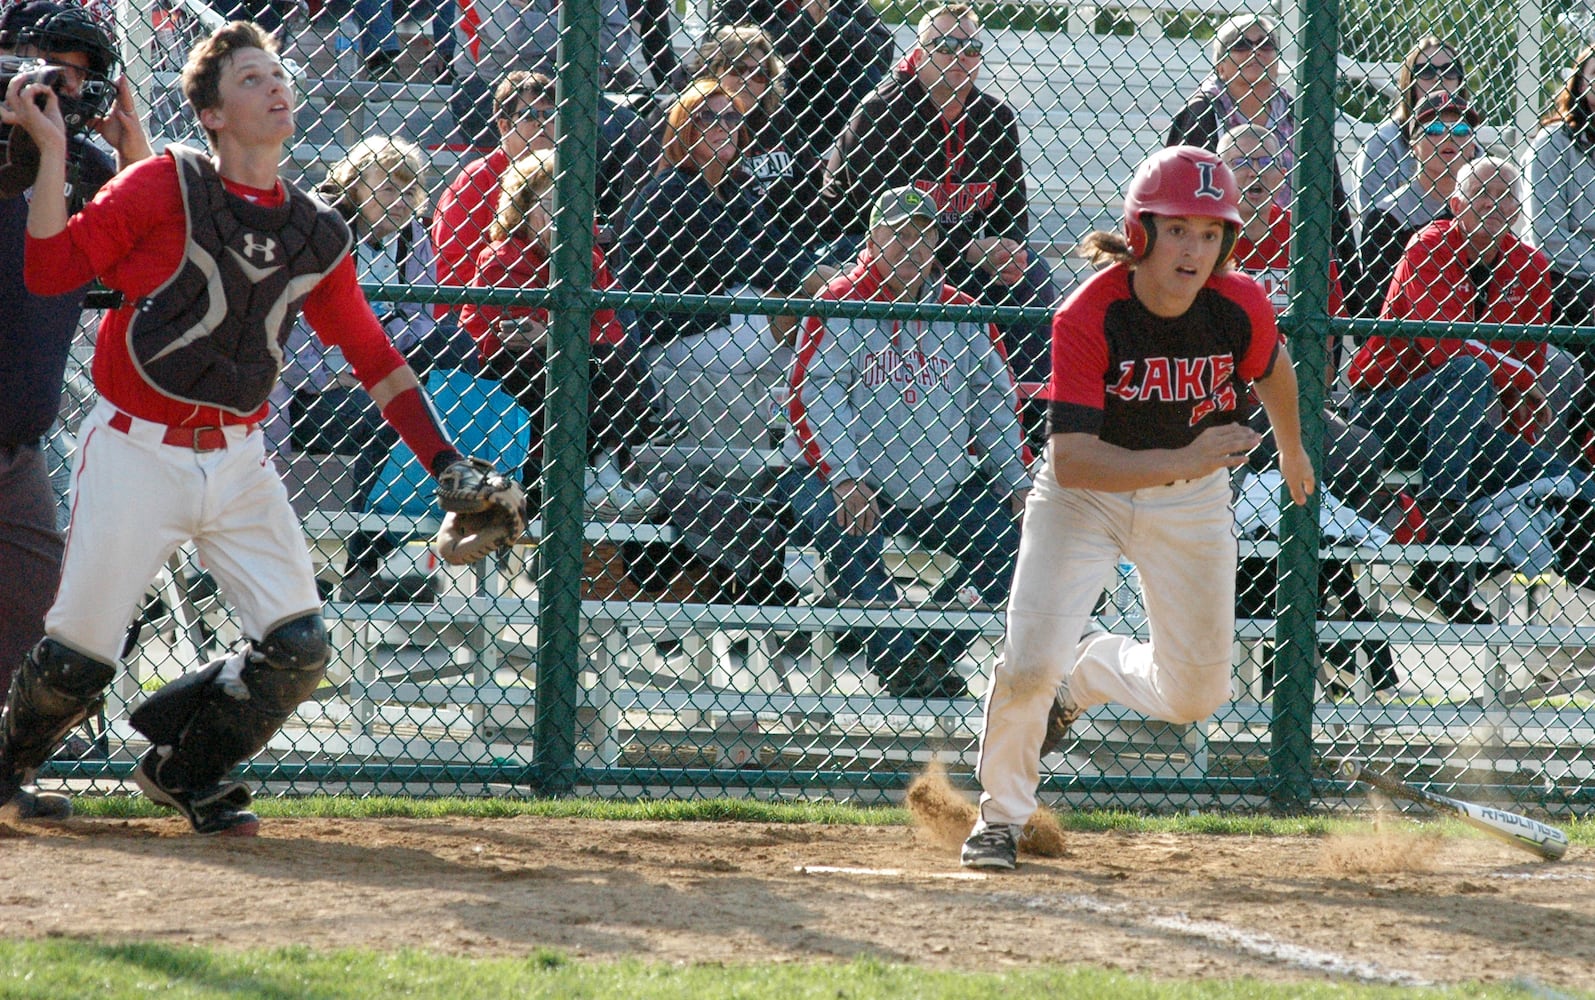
[133,748,260,837]
[960,823,1018,870]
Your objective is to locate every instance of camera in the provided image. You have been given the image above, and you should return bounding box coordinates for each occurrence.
[0,53,114,132]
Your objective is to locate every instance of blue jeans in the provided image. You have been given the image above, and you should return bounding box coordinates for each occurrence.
[780,467,1019,671]
[1354,356,1593,505]
[354,0,455,58]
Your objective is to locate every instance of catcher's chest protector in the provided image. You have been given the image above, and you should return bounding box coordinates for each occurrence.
[126,144,352,415]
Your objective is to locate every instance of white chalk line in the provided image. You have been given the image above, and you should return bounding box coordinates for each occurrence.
[1485,870,1595,881]
[793,864,1432,986]
[1009,892,1434,988]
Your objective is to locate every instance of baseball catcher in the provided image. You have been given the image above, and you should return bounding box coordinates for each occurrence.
[432,456,528,565]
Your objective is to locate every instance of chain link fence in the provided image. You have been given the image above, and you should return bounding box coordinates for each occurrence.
[35,0,1595,813]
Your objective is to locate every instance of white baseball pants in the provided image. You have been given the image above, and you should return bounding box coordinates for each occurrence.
[974,462,1239,828]
[46,401,322,664]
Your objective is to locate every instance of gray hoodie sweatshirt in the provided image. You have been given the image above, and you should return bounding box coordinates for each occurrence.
[786,264,1029,510]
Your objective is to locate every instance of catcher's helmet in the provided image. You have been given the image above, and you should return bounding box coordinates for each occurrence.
[5,2,115,74]
[1,2,117,126]
[1123,145,1243,264]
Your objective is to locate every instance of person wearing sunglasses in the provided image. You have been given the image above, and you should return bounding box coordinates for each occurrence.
[616,80,809,482]
[654,26,831,278]
[1353,92,1480,318]
[1351,36,1475,222]
[1350,157,1595,619]
[1167,13,1356,279]
[823,2,1059,386]
[708,0,893,160]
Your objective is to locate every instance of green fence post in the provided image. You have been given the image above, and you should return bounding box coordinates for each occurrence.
[1273,0,1340,812]
[534,0,601,794]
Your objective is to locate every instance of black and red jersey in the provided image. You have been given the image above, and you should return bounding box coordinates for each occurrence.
[1046,264,1281,451]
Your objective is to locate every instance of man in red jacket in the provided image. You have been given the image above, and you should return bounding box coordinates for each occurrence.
[1348,156,1594,616]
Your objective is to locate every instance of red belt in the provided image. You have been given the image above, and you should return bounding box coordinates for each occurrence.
[107,411,256,452]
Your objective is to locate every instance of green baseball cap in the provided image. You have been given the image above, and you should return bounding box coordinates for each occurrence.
[869,185,938,229]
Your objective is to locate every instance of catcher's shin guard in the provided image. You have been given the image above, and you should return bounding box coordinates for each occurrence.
[130,614,329,791]
[0,639,116,784]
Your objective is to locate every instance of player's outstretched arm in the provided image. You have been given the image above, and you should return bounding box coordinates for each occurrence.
[1251,344,1315,506]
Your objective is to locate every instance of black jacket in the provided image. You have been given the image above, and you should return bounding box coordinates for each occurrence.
[824,70,1030,268]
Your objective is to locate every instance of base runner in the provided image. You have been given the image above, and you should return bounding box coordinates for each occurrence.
[961,146,1315,869]
[0,21,521,834]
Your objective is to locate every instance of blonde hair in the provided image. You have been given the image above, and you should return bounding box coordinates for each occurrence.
[690,25,784,111]
[491,148,557,242]
[320,136,428,220]
[916,3,979,41]
[657,78,751,173]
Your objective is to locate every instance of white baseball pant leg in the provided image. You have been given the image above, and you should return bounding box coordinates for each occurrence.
[46,401,322,664]
[974,466,1237,829]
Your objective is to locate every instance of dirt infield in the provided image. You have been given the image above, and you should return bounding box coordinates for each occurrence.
[1,810,1592,992]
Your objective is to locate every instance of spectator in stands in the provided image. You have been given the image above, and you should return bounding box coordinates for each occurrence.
[449,0,640,146]
[353,0,456,82]
[1350,35,1469,222]
[434,72,555,308]
[615,79,806,466]
[822,2,1058,385]
[460,148,655,513]
[1220,125,1395,697]
[1525,45,1595,330]
[1353,92,1478,317]
[1349,157,1590,622]
[1167,13,1355,276]
[1523,45,1595,469]
[665,27,829,273]
[783,186,1028,699]
[276,137,470,601]
[1220,125,1383,514]
[708,0,892,163]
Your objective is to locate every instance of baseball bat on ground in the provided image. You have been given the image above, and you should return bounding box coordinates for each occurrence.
[1338,759,1568,861]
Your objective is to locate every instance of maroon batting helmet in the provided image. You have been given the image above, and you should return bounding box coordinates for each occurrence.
[1123,145,1243,263]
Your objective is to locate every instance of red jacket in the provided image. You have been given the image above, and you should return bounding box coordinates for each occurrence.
[460,235,627,361]
[1348,218,1551,395]
[431,149,509,297]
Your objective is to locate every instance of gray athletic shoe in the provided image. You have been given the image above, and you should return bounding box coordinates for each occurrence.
[0,784,72,820]
[133,748,260,837]
[960,823,1018,870]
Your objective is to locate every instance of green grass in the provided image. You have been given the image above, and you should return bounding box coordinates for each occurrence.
[63,793,1595,846]
[0,943,1565,999]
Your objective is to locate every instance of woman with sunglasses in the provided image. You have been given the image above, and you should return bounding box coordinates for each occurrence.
[1351,36,1471,222]
[616,79,807,472]
[1524,44,1595,333]
[659,27,827,266]
[1352,93,1479,318]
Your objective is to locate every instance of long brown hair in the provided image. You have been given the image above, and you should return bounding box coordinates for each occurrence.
[1542,43,1595,141]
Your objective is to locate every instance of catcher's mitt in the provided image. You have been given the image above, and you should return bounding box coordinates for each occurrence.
[431,458,527,565]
